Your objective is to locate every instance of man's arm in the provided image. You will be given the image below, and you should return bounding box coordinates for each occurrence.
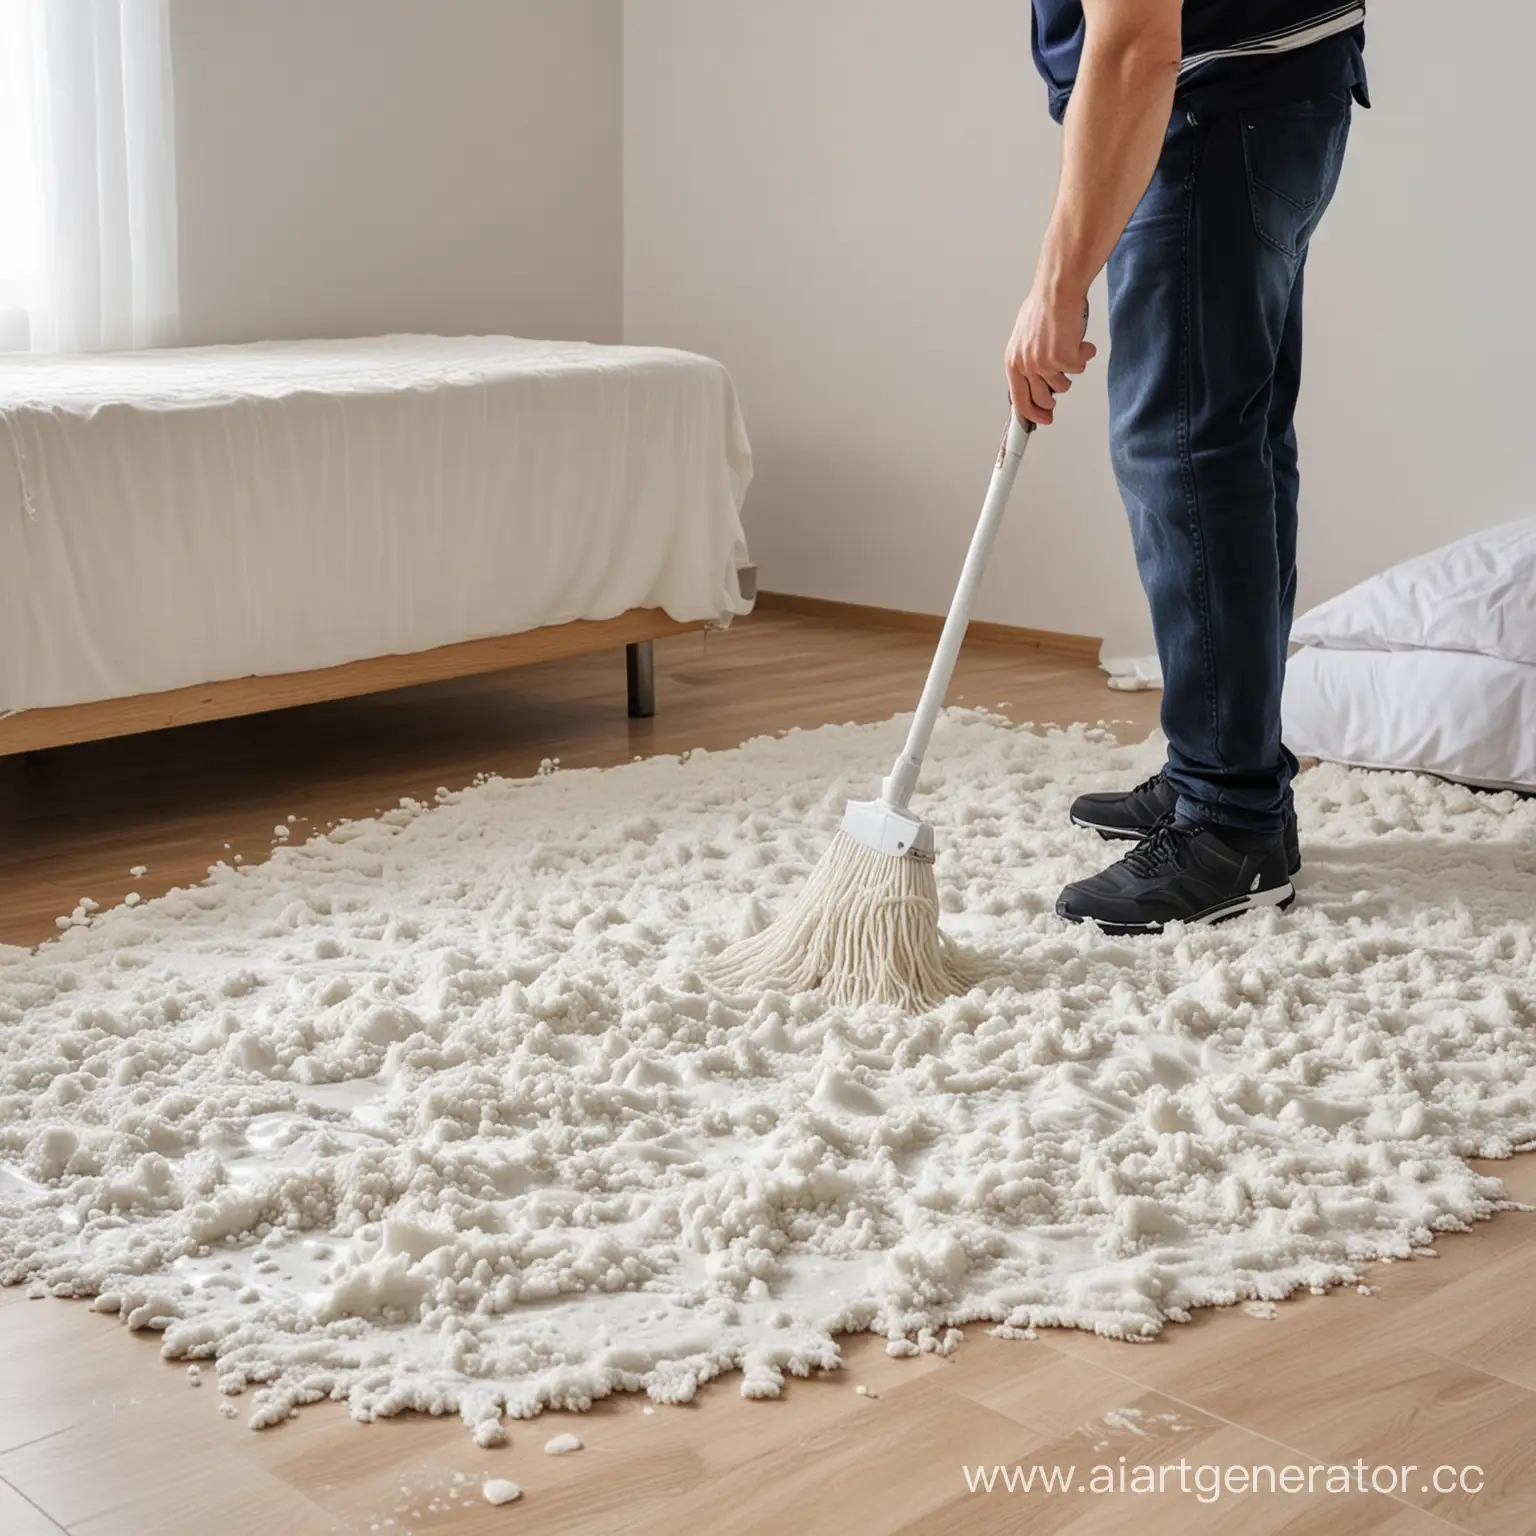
[1006,0,1182,426]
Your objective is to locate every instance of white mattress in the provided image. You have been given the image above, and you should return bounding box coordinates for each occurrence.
[1283,645,1536,793]
[0,336,754,716]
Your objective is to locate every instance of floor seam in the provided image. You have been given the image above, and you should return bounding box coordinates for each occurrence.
[1416,1344,1536,1401]
[0,1470,70,1534]
[0,1424,78,1462]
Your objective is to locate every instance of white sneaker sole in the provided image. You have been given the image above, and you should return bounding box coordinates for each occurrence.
[1070,813,1146,841]
[1061,882,1296,936]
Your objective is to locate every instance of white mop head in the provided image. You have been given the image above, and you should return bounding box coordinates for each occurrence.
[706,827,979,1013]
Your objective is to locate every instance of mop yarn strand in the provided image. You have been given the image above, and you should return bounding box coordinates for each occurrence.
[706,830,981,1012]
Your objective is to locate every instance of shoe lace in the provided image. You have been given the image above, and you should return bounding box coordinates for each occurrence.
[1123,816,1197,878]
[1130,771,1166,797]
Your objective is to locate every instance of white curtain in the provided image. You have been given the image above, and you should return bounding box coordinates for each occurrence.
[0,0,178,354]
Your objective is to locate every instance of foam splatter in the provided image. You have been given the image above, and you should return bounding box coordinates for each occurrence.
[1,713,1532,1445]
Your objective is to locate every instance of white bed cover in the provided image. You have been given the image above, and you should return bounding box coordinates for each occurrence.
[0,336,753,715]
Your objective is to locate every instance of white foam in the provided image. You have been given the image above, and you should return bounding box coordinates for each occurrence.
[1,712,1532,1443]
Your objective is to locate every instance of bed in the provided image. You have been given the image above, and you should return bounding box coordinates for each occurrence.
[0,336,755,755]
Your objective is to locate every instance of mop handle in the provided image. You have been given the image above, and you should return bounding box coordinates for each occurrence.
[881,413,1034,812]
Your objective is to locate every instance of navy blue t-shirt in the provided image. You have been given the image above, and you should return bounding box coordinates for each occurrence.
[1031,1,1370,123]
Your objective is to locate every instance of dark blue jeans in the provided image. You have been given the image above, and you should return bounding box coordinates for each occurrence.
[1107,91,1352,836]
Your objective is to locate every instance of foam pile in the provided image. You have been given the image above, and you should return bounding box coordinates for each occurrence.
[2,713,1533,1444]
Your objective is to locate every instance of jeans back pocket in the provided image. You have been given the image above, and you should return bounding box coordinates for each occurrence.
[1243,94,1351,259]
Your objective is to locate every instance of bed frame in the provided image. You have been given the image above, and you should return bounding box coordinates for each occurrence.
[0,609,690,757]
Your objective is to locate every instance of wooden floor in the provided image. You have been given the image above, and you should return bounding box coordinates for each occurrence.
[0,613,1531,1536]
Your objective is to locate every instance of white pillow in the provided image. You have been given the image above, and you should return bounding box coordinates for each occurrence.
[1283,645,1536,792]
[1292,517,1536,667]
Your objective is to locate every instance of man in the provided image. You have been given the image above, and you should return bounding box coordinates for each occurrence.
[1009,0,1368,934]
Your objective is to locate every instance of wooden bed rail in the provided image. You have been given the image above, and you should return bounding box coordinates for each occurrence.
[0,609,700,756]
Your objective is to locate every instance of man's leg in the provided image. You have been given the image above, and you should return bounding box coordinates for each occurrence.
[1270,262,1307,804]
[1056,93,1350,932]
[1106,94,1350,835]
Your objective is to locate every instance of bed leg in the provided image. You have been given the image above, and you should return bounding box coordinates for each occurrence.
[626,641,656,719]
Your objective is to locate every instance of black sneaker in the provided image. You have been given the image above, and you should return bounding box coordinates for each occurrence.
[1070,773,1301,876]
[1056,820,1295,935]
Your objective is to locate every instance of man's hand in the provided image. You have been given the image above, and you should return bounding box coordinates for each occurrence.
[1006,286,1096,427]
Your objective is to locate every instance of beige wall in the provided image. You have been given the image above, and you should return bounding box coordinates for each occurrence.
[624,1,1535,656]
[172,0,622,347]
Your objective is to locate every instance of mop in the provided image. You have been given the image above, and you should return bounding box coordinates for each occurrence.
[708,413,1035,1011]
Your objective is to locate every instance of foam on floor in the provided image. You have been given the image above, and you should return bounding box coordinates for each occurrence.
[2,712,1533,1446]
